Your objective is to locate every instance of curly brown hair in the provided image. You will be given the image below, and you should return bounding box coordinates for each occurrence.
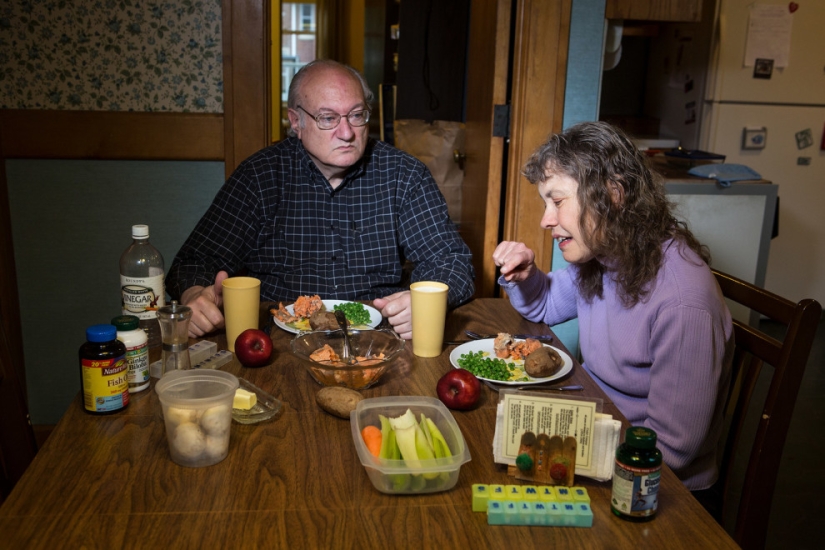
[522,121,710,306]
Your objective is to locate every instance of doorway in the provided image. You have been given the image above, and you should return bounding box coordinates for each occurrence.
[271,0,367,142]
[268,0,573,301]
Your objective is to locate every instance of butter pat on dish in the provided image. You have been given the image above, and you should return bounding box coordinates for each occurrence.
[231,378,282,424]
[233,388,257,410]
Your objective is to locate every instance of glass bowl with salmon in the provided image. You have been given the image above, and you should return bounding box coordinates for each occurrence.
[290,329,406,389]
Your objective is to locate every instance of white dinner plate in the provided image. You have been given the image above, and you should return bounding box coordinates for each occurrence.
[273,299,382,334]
[449,338,573,385]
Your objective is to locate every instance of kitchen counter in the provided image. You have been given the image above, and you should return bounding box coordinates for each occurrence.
[653,156,777,324]
[649,155,771,184]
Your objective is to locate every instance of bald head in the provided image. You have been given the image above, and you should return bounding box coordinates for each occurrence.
[287,60,374,110]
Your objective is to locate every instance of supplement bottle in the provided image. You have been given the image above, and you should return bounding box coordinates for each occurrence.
[120,224,165,348]
[611,426,662,521]
[112,314,150,393]
[79,324,130,414]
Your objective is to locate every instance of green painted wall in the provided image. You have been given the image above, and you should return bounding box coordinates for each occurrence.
[7,159,225,424]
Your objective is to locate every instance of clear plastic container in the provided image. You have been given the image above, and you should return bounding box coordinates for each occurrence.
[155,369,239,467]
[350,396,471,494]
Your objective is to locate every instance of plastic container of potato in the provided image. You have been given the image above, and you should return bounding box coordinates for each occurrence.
[350,396,471,494]
[156,369,239,467]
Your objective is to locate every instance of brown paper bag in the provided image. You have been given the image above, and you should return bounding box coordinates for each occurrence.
[393,119,465,223]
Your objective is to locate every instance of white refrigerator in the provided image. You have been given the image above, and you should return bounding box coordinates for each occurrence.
[699,0,825,306]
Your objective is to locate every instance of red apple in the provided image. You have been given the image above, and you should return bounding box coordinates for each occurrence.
[436,368,481,410]
[234,329,273,368]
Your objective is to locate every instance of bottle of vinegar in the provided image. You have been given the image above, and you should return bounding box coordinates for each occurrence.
[120,224,165,348]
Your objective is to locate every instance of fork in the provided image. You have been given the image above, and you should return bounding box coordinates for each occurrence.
[464,330,495,339]
[464,330,553,342]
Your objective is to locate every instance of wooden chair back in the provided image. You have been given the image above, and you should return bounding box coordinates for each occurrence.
[712,269,821,549]
[0,311,39,504]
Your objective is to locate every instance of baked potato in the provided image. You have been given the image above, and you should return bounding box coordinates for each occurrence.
[524,346,563,378]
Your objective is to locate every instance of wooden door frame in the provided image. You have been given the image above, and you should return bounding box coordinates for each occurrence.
[223,0,271,175]
[0,0,269,403]
[461,0,513,298]
[462,0,571,297]
[503,0,571,274]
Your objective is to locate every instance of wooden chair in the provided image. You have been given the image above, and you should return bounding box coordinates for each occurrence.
[712,269,821,550]
[0,314,39,504]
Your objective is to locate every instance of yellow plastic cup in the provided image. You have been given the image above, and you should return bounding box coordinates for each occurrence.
[221,276,261,352]
[410,281,449,357]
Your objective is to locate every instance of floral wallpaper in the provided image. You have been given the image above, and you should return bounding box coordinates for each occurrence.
[0,0,223,112]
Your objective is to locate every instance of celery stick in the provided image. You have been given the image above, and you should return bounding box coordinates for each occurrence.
[389,409,421,469]
[378,415,392,460]
[425,417,452,458]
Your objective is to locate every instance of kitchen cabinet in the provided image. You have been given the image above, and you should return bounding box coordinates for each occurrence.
[605,0,701,22]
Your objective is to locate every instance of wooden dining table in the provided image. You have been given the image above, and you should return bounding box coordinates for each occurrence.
[0,298,738,549]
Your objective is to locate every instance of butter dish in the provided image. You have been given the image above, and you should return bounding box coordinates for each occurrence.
[231,378,282,424]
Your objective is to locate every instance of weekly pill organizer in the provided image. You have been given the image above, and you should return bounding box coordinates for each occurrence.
[472,484,593,527]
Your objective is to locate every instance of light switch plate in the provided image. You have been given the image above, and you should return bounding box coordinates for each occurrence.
[742,127,767,150]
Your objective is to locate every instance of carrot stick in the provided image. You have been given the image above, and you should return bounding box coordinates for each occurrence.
[361,425,383,457]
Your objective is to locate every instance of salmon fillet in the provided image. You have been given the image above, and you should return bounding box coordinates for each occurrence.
[293,295,324,318]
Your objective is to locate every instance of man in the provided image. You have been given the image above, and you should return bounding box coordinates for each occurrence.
[166,60,474,339]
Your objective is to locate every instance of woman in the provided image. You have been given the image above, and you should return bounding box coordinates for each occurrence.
[493,121,733,498]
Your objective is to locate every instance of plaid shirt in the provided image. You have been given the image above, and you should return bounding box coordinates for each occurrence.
[166,137,474,307]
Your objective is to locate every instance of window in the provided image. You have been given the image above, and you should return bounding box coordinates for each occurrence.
[281,2,317,102]
[300,4,314,31]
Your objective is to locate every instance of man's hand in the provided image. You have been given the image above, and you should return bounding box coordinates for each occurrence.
[492,241,538,283]
[179,271,229,337]
[372,291,412,340]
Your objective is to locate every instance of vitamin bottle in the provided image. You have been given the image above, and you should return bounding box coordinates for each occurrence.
[112,314,150,393]
[611,426,662,521]
[79,324,129,414]
[120,224,165,349]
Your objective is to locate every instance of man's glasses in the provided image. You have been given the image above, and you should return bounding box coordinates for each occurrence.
[295,105,371,130]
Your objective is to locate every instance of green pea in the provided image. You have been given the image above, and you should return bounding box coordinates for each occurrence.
[332,302,371,326]
[457,351,512,381]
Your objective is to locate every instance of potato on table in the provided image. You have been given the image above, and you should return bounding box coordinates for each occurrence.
[316,386,364,419]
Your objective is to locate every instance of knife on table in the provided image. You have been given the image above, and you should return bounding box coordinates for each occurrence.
[445,333,554,346]
[481,379,583,392]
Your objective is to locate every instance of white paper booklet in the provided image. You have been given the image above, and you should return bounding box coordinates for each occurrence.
[492,390,621,482]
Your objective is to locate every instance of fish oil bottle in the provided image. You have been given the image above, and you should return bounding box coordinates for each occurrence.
[79,324,129,414]
[120,224,165,348]
[611,426,662,521]
[112,314,150,393]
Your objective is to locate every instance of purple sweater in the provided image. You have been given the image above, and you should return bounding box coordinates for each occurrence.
[502,240,733,490]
